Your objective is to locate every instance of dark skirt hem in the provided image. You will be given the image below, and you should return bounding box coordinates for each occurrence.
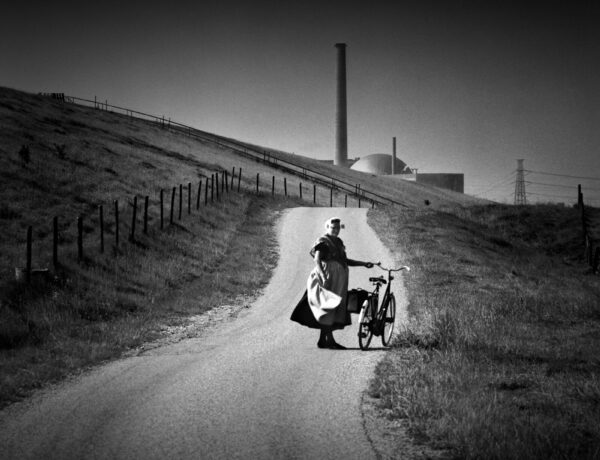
[290,290,351,330]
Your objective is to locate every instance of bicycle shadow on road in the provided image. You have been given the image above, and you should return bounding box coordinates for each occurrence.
[337,346,391,351]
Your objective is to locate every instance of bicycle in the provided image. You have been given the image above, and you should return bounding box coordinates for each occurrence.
[357,263,410,350]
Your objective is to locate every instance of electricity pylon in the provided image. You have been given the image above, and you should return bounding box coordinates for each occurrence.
[514,159,527,205]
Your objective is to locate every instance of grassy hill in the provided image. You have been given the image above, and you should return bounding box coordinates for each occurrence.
[0,86,474,406]
[0,87,482,281]
[1,86,598,458]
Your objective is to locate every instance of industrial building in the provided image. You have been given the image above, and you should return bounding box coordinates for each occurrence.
[331,43,464,194]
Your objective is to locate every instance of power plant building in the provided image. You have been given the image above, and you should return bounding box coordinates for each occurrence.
[350,154,412,175]
[330,44,464,194]
[348,153,464,194]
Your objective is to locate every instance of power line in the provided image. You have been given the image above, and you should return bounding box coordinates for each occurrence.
[471,171,516,197]
[526,181,600,192]
[528,191,579,200]
[525,169,600,181]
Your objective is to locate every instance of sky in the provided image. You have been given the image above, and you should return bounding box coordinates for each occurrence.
[2,1,599,205]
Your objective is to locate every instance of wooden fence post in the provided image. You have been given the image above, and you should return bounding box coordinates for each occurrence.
[188,182,191,215]
[272,176,275,195]
[170,187,176,224]
[26,226,32,283]
[358,197,362,208]
[284,178,287,197]
[578,184,583,208]
[257,173,260,195]
[345,195,348,208]
[77,216,83,262]
[313,185,316,204]
[130,196,137,243]
[330,188,333,207]
[99,205,104,252]
[53,216,58,267]
[211,175,214,202]
[197,181,202,210]
[299,183,303,199]
[160,189,164,229]
[581,201,587,242]
[584,234,590,263]
[238,168,242,192]
[114,200,119,247]
[216,174,220,201]
[178,184,183,220]
[144,196,149,234]
[205,178,209,205]
[231,167,235,190]
[222,171,227,194]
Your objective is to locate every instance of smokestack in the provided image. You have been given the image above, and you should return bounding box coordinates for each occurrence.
[392,137,397,175]
[334,43,347,167]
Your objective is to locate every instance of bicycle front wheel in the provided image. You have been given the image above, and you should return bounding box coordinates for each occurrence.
[358,300,374,350]
[381,294,396,346]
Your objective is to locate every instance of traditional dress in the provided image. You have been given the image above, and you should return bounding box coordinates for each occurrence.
[290,234,351,330]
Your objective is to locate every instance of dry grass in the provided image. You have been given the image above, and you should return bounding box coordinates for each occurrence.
[0,192,298,407]
[368,205,600,459]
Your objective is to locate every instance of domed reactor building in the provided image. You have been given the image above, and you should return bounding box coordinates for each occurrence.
[350,153,412,175]
[349,150,464,194]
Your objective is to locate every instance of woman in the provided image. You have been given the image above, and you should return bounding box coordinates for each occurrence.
[291,217,375,349]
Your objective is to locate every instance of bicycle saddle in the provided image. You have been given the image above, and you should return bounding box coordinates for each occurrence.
[369,276,386,284]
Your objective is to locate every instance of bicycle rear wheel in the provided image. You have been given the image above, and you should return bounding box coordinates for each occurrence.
[381,294,396,346]
[358,299,374,350]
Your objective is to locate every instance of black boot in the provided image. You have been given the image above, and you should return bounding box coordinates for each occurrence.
[317,329,329,348]
[328,334,346,349]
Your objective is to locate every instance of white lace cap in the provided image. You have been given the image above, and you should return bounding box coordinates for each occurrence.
[324,217,345,229]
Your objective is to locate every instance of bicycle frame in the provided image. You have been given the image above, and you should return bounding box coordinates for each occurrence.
[368,265,406,319]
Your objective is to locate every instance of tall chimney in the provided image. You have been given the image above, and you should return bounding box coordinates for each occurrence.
[392,137,397,175]
[334,43,348,167]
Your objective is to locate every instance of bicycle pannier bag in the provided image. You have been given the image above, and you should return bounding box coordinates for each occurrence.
[346,288,369,314]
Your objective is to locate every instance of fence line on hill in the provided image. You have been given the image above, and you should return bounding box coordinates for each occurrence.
[20,167,373,283]
[578,184,600,273]
[56,94,406,208]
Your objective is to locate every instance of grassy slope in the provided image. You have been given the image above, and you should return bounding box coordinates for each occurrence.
[0,87,483,280]
[369,205,600,459]
[1,86,478,408]
[0,87,302,406]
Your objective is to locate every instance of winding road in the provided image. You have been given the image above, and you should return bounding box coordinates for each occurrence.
[0,207,407,459]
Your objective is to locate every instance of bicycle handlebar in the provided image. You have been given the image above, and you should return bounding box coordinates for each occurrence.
[375,262,410,272]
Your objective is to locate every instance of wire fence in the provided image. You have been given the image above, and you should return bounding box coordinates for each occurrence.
[38,94,600,275]
[58,94,408,208]
[18,165,375,283]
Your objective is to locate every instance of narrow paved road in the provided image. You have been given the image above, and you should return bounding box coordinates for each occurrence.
[0,207,407,459]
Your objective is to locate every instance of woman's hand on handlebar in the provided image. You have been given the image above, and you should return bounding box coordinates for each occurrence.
[364,261,380,269]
